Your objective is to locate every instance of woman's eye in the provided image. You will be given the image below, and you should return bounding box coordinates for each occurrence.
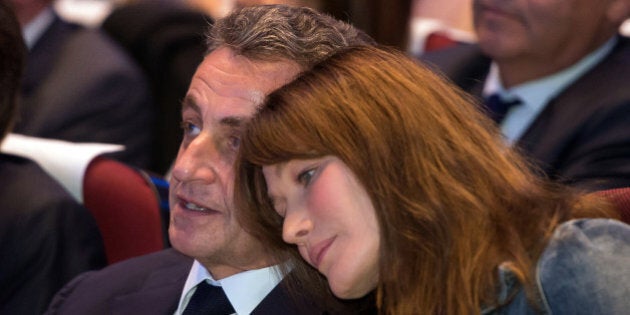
[297,168,316,187]
[181,121,201,137]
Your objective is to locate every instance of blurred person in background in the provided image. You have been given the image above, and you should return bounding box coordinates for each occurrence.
[186,0,323,19]
[7,0,155,170]
[422,0,630,190]
[0,3,106,314]
[407,0,476,55]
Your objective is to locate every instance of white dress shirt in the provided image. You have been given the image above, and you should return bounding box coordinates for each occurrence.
[483,37,617,144]
[174,261,283,315]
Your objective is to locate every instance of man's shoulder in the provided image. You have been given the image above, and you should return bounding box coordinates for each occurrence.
[0,153,57,186]
[419,43,491,92]
[582,35,630,84]
[45,249,192,314]
[548,35,630,118]
[420,42,486,66]
[58,26,147,80]
[609,35,630,63]
[0,153,79,209]
[79,248,192,283]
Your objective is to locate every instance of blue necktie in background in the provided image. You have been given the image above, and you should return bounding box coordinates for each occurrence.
[485,94,522,123]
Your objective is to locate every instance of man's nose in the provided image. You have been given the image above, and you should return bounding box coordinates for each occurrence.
[170,134,220,184]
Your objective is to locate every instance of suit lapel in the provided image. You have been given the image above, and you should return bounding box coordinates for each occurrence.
[22,15,77,96]
[516,35,630,177]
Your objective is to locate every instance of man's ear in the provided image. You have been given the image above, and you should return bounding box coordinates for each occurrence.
[607,0,630,25]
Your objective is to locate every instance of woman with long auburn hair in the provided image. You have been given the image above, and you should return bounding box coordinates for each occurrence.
[234,45,630,314]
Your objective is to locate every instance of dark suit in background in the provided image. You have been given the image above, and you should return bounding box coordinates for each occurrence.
[1,4,106,313]
[421,36,630,190]
[14,13,155,169]
[0,153,107,315]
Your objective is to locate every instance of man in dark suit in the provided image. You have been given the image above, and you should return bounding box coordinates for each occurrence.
[8,0,154,170]
[0,4,106,314]
[46,5,375,314]
[422,0,630,190]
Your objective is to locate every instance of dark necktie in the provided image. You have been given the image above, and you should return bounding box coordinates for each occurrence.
[484,94,522,123]
[183,281,235,315]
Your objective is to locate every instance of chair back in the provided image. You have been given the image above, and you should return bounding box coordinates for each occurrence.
[424,32,458,52]
[83,157,169,264]
[597,187,630,224]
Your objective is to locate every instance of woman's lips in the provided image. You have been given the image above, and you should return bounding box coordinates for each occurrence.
[309,237,335,269]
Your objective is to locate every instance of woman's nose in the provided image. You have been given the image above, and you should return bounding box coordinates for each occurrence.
[282,206,313,245]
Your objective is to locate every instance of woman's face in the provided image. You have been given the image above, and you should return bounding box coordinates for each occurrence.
[263,156,380,299]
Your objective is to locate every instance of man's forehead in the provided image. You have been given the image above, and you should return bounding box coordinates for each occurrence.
[201,47,302,93]
[181,93,257,122]
[182,47,301,122]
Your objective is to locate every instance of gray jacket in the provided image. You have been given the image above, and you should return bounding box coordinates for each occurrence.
[484,219,630,314]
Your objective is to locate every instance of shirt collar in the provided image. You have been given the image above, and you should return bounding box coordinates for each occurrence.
[22,7,56,50]
[483,36,617,112]
[175,260,283,315]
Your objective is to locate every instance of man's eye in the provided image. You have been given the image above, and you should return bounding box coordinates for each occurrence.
[180,121,201,137]
[297,169,316,187]
[274,204,287,218]
[268,197,286,217]
[228,135,241,150]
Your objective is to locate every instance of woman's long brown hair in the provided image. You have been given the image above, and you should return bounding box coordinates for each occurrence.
[234,46,614,314]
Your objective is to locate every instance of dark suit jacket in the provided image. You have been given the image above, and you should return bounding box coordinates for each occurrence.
[45,248,373,314]
[14,14,154,170]
[0,153,106,315]
[421,36,630,190]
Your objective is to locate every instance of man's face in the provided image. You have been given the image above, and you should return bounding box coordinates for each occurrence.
[473,0,618,71]
[168,47,301,279]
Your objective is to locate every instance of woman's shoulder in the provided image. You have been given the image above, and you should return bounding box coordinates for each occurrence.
[536,218,630,314]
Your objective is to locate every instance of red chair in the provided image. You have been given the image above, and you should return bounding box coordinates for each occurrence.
[424,32,458,52]
[597,187,630,224]
[83,157,169,264]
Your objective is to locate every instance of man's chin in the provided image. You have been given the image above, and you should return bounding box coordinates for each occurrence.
[168,228,201,257]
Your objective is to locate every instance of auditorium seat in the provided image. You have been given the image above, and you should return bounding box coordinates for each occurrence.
[83,157,169,264]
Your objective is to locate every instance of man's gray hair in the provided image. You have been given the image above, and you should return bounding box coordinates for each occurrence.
[206,4,375,68]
